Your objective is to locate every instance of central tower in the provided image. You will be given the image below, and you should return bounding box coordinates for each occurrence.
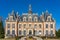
[28,4,32,14]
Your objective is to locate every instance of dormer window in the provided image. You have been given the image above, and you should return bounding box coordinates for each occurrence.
[9,16,13,21]
[48,17,50,21]
[34,17,38,22]
[47,16,51,22]
[23,17,26,22]
[28,16,32,22]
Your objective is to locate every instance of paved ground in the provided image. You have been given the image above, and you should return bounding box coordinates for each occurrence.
[19,36,43,40]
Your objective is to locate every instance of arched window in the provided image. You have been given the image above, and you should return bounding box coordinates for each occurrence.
[29,30,32,35]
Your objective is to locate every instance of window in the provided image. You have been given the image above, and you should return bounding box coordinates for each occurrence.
[7,30,10,34]
[19,24,21,28]
[12,24,15,28]
[29,24,31,27]
[50,24,53,28]
[34,30,35,35]
[35,18,37,21]
[50,30,53,36]
[39,24,41,28]
[23,17,26,22]
[19,30,21,35]
[46,24,48,28]
[24,24,26,28]
[39,30,41,35]
[34,24,37,28]
[46,30,48,35]
[35,30,37,35]
[7,24,10,28]
[29,17,32,22]
[50,30,53,34]
[9,16,13,21]
[10,17,13,21]
[29,30,32,35]
[12,30,15,35]
[23,30,26,35]
[48,17,50,21]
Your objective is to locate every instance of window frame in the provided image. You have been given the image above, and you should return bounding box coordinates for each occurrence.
[12,24,15,28]
[46,24,48,28]
[7,24,10,28]
[19,24,21,28]
[39,24,41,28]
[50,24,53,28]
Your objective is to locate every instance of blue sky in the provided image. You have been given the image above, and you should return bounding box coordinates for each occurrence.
[0,0,60,30]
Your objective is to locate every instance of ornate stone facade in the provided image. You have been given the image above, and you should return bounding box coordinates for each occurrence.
[5,4,56,38]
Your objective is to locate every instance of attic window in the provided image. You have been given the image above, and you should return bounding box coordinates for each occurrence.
[48,18,50,21]
[9,16,13,21]
[23,17,26,22]
[34,17,37,22]
[47,16,51,21]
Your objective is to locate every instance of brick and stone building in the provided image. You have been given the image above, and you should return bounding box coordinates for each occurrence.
[5,4,56,38]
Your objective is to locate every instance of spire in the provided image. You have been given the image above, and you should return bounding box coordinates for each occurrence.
[42,12,44,15]
[28,4,32,14]
[46,10,48,13]
[11,10,14,15]
[16,12,18,17]
[16,12,18,15]
[29,4,32,11]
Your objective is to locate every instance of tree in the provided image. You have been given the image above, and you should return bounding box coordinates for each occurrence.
[56,29,60,38]
[0,21,4,38]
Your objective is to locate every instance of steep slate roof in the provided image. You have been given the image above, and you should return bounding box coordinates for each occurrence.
[6,10,54,22]
[6,5,54,22]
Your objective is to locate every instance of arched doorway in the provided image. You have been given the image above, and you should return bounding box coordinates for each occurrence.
[29,30,32,36]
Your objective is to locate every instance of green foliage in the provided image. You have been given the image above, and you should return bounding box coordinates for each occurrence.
[56,29,60,38]
[0,21,4,38]
[15,36,19,40]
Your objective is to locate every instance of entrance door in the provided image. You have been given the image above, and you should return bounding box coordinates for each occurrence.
[29,30,32,36]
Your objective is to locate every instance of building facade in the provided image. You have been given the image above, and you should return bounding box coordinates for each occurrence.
[5,5,56,38]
